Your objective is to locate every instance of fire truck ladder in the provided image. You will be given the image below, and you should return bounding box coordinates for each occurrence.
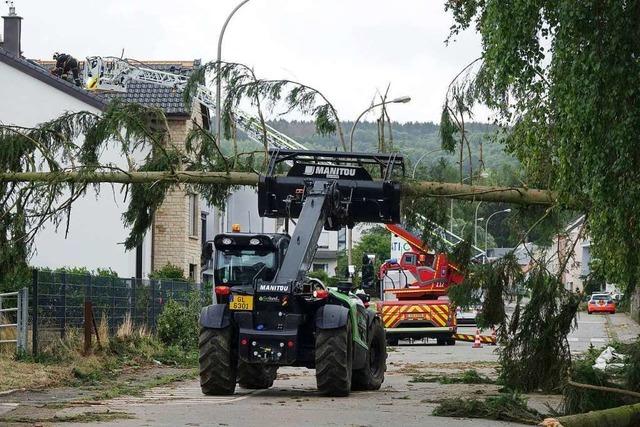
[84,57,484,260]
[395,212,486,259]
[82,56,307,151]
[415,213,486,259]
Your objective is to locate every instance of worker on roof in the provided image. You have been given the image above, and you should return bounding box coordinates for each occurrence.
[51,52,81,86]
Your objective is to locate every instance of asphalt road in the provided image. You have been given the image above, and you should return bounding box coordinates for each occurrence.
[3,312,637,427]
[63,340,518,427]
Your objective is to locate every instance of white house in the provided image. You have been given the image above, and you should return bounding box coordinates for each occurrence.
[1,9,204,280]
[2,8,358,283]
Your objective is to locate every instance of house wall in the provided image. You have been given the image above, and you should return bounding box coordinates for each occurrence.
[151,117,202,280]
[546,220,588,293]
[0,60,150,277]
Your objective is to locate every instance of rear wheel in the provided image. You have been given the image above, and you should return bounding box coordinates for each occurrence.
[352,317,386,391]
[447,338,456,346]
[199,327,237,395]
[316,317,353,396]
[238,362,278,389]
[386,336,399,346]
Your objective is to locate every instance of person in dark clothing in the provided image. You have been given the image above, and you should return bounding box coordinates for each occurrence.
[52,52,81,86]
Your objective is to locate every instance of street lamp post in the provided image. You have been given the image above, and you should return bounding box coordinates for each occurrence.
[474,217,485,248]
[484,208,511,260]
[474,200,483,247]
[216,0,252,147]
[451,170,489,233]
[346,95,411,271]
[411,148,443,179]
[348,96,411,151]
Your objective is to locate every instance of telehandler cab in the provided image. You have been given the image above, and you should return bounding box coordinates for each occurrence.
[199,149,403,396]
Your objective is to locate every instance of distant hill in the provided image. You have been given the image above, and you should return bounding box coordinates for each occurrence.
[268,120,518,173]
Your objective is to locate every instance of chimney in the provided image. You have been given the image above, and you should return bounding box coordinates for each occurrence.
[2,1,22,56]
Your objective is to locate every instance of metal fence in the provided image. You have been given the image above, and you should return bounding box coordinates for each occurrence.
[0,288,29,353]
[31,270,211,355]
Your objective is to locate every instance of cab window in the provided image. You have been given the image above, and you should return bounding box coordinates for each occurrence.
[214,249,276,285]
[403,253,416,265]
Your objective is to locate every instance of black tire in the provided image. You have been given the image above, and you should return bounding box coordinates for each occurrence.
[386,336,399,346]
[447,338,456,346]
[199,327,237,395]
[352,317,386,391]
[238,362,278,389]
[316,316,353,396]
[436,338,447,346]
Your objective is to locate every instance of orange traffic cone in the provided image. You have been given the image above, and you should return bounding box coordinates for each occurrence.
[491,326,497,346]
[472,328,482,348]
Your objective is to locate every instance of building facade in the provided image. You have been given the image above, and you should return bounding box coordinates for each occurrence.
[1,9,204,279]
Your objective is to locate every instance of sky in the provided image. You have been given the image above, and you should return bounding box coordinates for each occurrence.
[11,0,484,123]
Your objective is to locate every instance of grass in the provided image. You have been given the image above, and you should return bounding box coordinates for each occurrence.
[432,393,542,425]
[410,369,495,384]
[0,313,18,356]
[0,322,198,393]
[2,410,133,423]
[0,357,71,391]
[93,369,197,400]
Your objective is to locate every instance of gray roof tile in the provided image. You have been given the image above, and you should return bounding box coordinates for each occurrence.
[96,62,195,117]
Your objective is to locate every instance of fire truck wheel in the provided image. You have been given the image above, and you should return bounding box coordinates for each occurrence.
[386,336,399,346]
[199,327,237,395]
[352,318,387,391]
[436,338,447,346]
[316,316,353,396]
[447,338,456,346]
[238,362,278,389]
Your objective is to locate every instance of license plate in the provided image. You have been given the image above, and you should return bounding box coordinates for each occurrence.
[406,313,425,320]
[230,295,253,311]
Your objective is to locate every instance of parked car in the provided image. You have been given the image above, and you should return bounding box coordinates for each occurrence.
[588,293,616,314]
[456,306,479,325]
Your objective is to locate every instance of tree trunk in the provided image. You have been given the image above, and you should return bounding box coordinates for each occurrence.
[556,403,640,427]
[0,171,563,206]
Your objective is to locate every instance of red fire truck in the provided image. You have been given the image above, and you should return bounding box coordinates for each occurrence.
[377,224,464,345]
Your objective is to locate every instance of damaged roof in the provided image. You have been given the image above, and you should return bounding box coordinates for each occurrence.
[0,48,107,109]
[95,61,197,117]
[8,55,199,117]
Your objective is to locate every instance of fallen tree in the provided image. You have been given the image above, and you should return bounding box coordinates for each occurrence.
[0,171,560,206]
[554,403,640,427]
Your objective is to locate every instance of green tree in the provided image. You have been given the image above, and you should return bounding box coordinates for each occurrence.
[445,0,640,293]
[337,226,391,286]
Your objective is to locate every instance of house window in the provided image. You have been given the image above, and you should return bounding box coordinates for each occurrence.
[318,232,329,249]
[337,229,346,251]
[189,263,197,281]
[313,263,328,273]
[188,194,198,237]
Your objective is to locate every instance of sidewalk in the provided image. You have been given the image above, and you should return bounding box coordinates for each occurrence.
[606,312,640,343]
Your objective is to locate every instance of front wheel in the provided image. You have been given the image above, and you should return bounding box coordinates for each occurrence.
[352,317,386,391]
[199,327,237,395]
[316,317,353,396]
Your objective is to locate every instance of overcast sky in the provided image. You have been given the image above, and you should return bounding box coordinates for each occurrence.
[12,0,484,123]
